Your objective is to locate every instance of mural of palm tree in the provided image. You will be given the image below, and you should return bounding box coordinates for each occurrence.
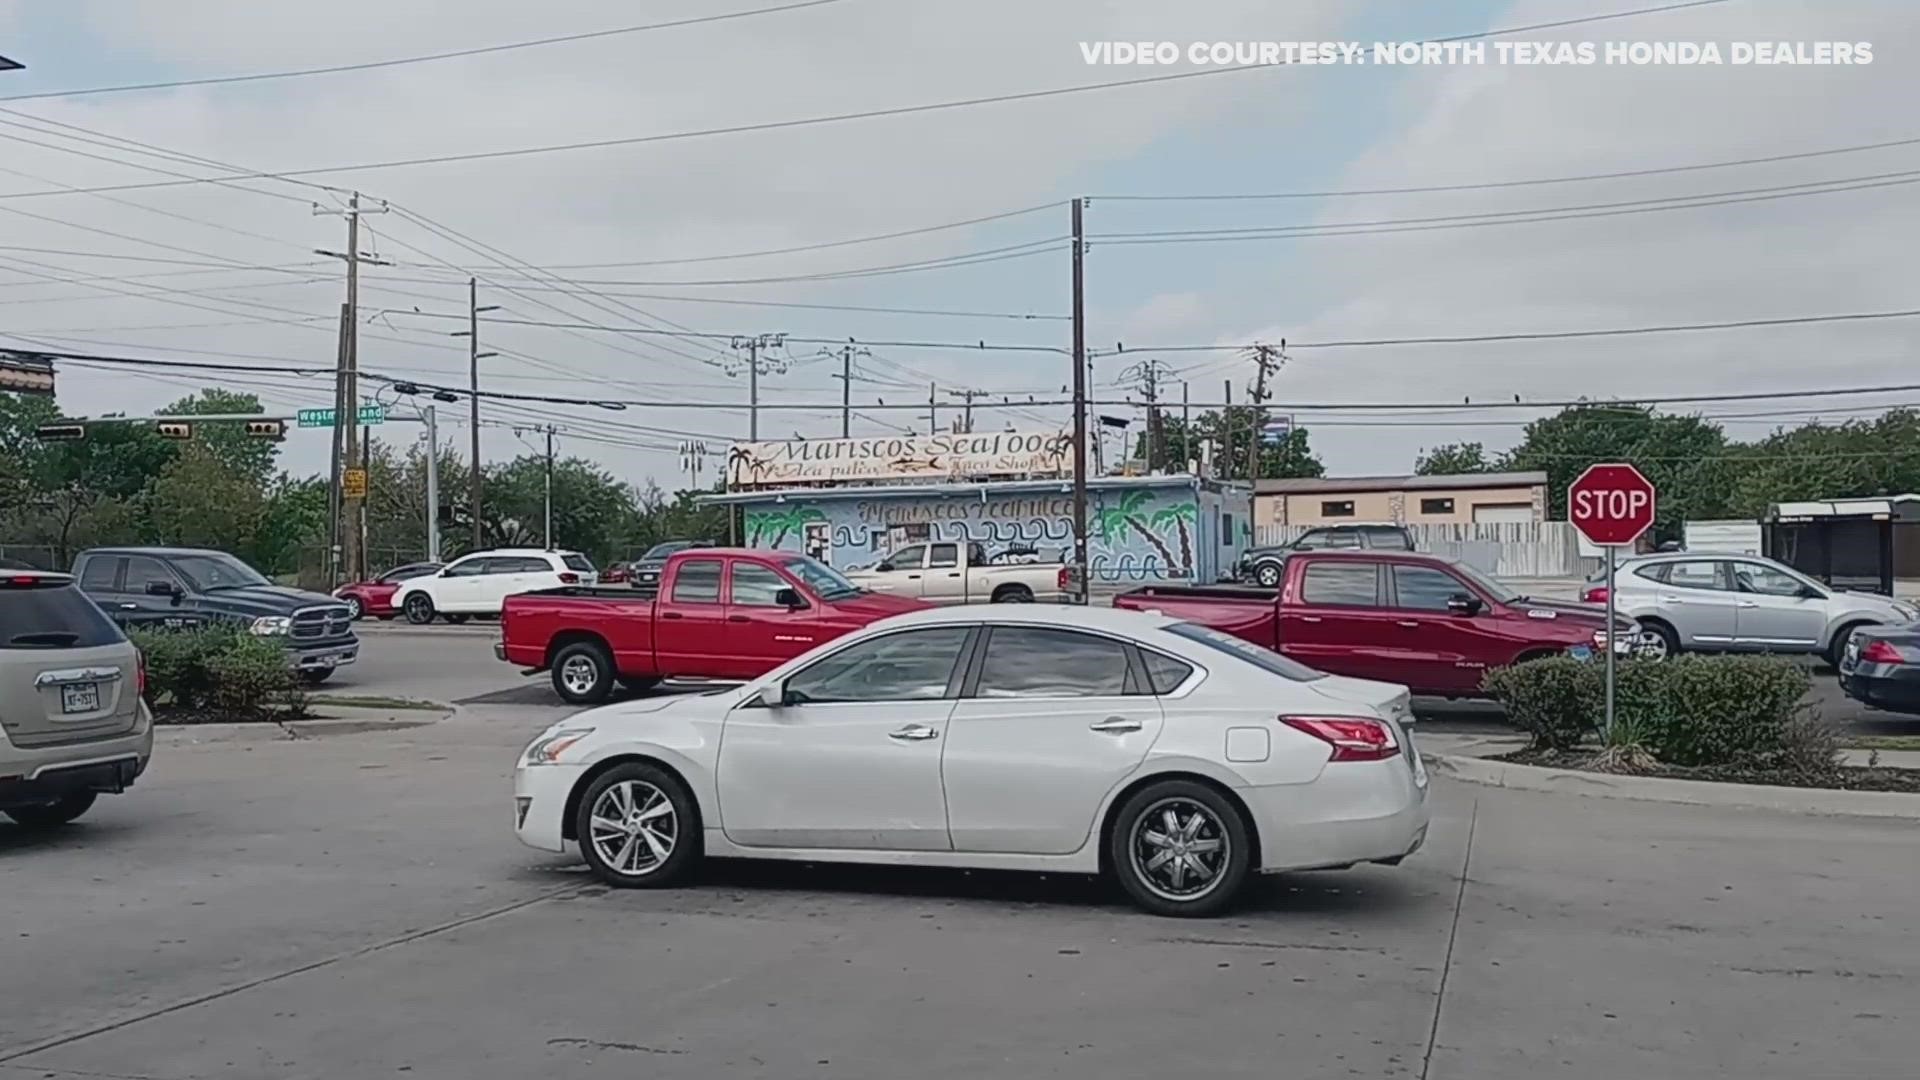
[1148,503,1196,576]
[1097,491,1177,567]
[747,506,826,548]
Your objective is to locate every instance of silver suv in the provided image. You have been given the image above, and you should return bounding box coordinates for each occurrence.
[1,570,154,830]
[1599,553,1918,664]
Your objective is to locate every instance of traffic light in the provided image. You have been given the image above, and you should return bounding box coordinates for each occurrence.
[244,420,286,441]
[155,421,193,440]
[34,423,85,442]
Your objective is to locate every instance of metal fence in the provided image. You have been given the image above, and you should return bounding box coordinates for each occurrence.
[1253,521,1581,578]
[0,543,61,570]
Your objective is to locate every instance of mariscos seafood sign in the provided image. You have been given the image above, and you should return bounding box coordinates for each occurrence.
[728,430,1071,487]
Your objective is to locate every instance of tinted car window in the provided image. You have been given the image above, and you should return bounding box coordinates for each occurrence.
[0,581,127,649]
[928,543,958,569]
[1393,564,1468,611]
[1733,562,1809,597]
[382,564,440,582]
[887,545,926,570]
[730,563,789,606]
[1665,561,1725,591]
[785,627,971,704]
[975,627,1132,697]
[169,552,268,590]
[123,556,175,594]
[1141,650,1196,694]
[78,556,120,592]
[671,559,724,603]
[562,553,595,573]
[1632,563,1670,584]
[1300,563,1380,606]
[443,558,486,578]
[1167,622,1325,682]
[1363,526,1412,549]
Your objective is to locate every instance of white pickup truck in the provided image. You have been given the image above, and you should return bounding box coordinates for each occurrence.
[846,541,1081,604]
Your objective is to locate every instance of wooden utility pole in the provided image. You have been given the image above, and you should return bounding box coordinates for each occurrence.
[945,389,990,434]
[729,333,786,441]
[466,280,500,550]
[1222,379,1233,479]
[324,303,350,585]
[1180,380,1190,474]
[1070,198,1088,590]
[315,192,388,583]
[1244,342,1284,483]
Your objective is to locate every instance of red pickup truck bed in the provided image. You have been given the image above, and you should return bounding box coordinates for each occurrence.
[498,547,926,704]
[1115,550,1623,696]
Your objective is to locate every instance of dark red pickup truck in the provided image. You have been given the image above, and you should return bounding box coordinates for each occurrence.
[497,548,928,704]
[1114,550,1630,696]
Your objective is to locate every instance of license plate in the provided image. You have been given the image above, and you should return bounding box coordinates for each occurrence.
[60,682,100,714]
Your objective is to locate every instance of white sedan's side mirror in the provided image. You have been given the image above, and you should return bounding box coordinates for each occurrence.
[753,683,786,709]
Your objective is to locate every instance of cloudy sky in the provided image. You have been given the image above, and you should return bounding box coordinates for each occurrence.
[0,0,1911,486]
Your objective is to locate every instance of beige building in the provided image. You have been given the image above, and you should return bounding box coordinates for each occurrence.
[1254,471,1548,528]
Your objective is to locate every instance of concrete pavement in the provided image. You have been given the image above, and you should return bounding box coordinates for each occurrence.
[3,714,1914,1078]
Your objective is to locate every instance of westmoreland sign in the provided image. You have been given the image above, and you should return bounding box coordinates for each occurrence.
[728,430,1071,488]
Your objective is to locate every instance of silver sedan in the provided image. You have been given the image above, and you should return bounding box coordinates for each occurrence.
[1592,553,1917,664]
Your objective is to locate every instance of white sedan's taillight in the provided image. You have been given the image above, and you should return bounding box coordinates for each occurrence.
[1279,715,1400,762]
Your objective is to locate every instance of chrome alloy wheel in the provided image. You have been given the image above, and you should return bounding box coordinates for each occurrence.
[1130,797,1230,903]
[1633,624,1671,660]
[559,653,601,697]
[588,780,677,878]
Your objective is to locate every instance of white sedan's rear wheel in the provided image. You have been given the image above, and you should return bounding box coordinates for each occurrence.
[575,763,701,888]
[1109,780,1251,917]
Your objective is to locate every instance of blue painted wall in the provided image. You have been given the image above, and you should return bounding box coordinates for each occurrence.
[737,482,1250,583]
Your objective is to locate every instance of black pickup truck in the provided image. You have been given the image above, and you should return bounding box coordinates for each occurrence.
[72,547,359,684]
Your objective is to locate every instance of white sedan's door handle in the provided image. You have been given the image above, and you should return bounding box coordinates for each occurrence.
[1736,600,1759,609]
[1089,716,1143,733]
[888,724,938,741]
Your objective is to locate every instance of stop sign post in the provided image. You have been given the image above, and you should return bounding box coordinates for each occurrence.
[1568,463,1657,738]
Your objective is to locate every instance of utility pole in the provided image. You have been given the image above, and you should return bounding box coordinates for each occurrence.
[456,279,501,552]
[945,389,990,434]
[423,404,441,562]
[726,334,786,441]
[1070,197,1088,593]
[1222,379,1234,480]
[1142,362,1158,473]
[1180,380,1190,474]
[679,440,707,489]
[1244,342,1285,483]
[315,191,389,584]
[543,425,555,550]
[928,382,938,435]
[324,303,350,585]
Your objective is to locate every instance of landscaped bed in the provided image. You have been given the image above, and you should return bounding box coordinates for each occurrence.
[1489,746,1920,794]
[1481,653,1920,795]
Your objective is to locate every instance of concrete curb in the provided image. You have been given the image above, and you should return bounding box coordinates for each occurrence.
[157,704,453,745]
[1426,752,1920,820]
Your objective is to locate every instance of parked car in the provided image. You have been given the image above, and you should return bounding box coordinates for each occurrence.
[2,569,155,829]
[598,563,631,586]
[497,548,927,704]
[391,548,597,624]
[512,604,1427,917]
[1838,624,1920,716]
[1586,553,1918,665]
[625,540,712,594]
[845,539,1082,604]
[1114,549,1631,696]
[331,561,443,620]
[73,547,357,685]
[1236,524,1414,588]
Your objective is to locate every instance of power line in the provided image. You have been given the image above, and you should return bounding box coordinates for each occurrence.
[1091,170,1920,247]
[0,0,857,103]
[1096,132,1920,201]
[364,280,1068,321]
[0,115,317,206]
[1111,306,1920,360]
[380,308,1071,353]
[0,0,1731,200]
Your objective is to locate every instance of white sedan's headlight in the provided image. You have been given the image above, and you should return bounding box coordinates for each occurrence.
[249,615,292,636]
[522,728,595,766]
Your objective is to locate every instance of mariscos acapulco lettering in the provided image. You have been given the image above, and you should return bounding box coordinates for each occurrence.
[727,431,1072,486]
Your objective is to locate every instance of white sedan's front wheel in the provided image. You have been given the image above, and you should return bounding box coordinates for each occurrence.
[575,764,701,889]
[1109,780,1251,917]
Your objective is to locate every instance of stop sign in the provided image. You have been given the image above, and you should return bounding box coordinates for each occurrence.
[1568,463,1656,546]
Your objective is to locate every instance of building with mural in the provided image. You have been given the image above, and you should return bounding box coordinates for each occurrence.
[699,430,1251,584]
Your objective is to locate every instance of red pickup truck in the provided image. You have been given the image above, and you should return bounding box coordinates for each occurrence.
[1113,550,1630,696]
[496,548,928,704]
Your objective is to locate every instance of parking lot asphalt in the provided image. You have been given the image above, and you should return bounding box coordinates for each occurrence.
[3,713,1913,1079]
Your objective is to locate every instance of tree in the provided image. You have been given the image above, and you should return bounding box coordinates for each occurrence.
[252,476,329,577]
[479,454,638,562]
[1415,442,1498,476]
[145,444,265,552]
[1132,407,1325,481]
[157,389,278,487]
[1503,405,1734,536]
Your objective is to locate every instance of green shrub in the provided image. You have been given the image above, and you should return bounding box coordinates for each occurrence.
[1482,656,1599,750]
[1482,653,1814,767]
[205,634,300,717]
[129,624,301,719]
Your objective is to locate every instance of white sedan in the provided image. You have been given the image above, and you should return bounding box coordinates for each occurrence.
[513,606,1429,917]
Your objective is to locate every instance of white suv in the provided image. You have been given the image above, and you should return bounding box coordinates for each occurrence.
[392,549,596,624]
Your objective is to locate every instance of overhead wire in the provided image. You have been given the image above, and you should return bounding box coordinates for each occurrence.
[0,0,1732,200]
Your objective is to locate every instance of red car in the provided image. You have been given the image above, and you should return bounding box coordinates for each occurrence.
[497,548,928,704]
[332,561,444,621]
[1114,550,1632,696]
